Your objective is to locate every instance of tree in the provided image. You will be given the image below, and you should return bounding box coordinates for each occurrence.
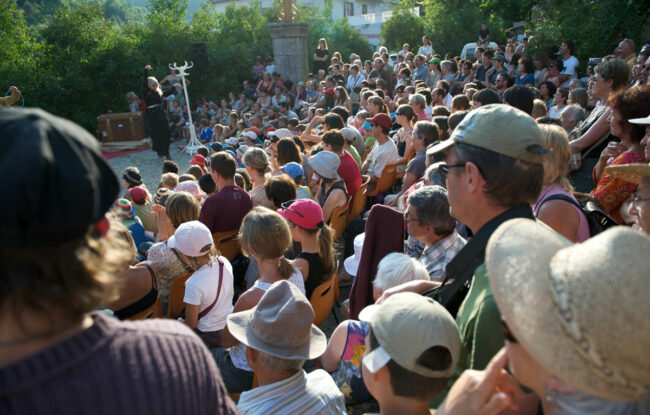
[381,8,426,52]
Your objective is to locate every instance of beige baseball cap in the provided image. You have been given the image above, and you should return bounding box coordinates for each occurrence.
[359,292,461,378]
[426,104,546,164]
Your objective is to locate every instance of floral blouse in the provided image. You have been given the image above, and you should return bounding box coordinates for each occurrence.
[591,150,644,223]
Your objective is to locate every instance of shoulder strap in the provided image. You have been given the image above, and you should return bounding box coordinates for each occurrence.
[198,258,224,320]
[538,193,583,211]
[170,245,195,274]
[141,263,157,290]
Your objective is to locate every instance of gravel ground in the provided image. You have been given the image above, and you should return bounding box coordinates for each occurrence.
[105,139,193,194]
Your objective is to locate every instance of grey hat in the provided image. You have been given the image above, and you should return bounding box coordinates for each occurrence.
[227,280,327,360]
[309,150,341,180]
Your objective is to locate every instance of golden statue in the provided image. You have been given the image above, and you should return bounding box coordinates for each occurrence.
[277,0,298,22]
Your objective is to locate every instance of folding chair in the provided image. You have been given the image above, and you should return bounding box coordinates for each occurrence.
[328,202,349,241]
[166,273,192,319]
[366,163,398,197]
[213,229,240,261]
[127,296,163,320]
[347,181,368,225]
[309,273,339,326]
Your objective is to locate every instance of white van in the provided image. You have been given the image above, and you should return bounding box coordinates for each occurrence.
[460,42,499,60]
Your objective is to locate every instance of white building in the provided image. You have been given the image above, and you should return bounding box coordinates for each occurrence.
[211,0,402,48]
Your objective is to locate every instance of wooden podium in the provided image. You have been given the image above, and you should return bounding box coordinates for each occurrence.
[97,112,146,143]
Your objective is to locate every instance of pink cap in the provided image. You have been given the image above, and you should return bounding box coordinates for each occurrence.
[277,199,324,230]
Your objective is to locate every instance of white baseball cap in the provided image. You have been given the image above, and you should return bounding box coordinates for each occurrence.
[241,131,257,141]
[267,128,293,139]
[167,220,214,257]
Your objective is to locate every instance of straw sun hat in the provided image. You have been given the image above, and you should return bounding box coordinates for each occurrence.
[605,162,650,184]
[486,218,650,402]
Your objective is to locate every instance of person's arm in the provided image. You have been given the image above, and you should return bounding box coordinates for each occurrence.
[559,73,570,83]
[537,200,580,242]
[376,279,441,304]
[184,304,200,329]
[319,321,351,372]
[387,172,417,207]
[300,115,324,142]
[569,107,611,153]
[593,142,628,183]
[346,98,353,114]
[322,189,346,223]
[1,86,21,107]
[293,257,310,282]
[221,290,262,347]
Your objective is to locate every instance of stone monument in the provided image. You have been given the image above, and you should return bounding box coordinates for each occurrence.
[267,0,309,84]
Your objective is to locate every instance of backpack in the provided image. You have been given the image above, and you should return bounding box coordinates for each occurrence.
[538,193,619,237]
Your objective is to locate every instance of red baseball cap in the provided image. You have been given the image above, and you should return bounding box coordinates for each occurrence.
[190,153,206,167]
[367,113,392,130]
[277,199,324,230]
[126,186,147,203]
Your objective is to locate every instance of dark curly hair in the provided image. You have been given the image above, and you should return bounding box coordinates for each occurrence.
[609,85,650,144]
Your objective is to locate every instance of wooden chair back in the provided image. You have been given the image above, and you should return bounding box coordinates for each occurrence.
[367,163,398,197]
[166,273,192,319]
[347,181,368,225]
[309,273,337,326]
[127,296,163,320]
[213,229,240,261]
[329,202,349,240]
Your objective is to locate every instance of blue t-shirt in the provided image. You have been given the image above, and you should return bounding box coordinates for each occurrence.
[199,127,214,143]
[515,73,534,86]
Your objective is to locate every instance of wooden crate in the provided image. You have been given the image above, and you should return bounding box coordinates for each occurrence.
[97,112,146,142]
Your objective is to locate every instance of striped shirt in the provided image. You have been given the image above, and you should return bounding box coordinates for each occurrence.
[237,369,347,415]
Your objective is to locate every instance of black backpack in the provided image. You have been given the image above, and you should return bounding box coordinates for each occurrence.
[538,193,619,237]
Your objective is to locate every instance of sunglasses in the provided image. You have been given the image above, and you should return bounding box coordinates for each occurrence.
[438,162,467,177]
[370,122,379,127]
[501,319,518,343]
[280,200,304,217]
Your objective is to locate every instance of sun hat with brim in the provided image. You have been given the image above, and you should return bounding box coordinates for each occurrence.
[344,232,364,276]
[426,104,546,164]
[227,280,327,360]
[486,218,650,402]
[605,163,650,184]
[174,181,207,201]
[167,220,213,257]
[309,150,340,180]
[359,292,461,378]
[629,116,650,125]
[278,199,324,230]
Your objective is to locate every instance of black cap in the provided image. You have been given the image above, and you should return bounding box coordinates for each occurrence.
[0,108,119,247]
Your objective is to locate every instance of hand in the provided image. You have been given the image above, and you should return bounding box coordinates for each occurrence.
[9,86,19,93]
[599,141,627,161]
[312,115,325,123]
[145,65,153,71]
[437,349,524,415]
[151,204,165,217]
[375,280,439,304]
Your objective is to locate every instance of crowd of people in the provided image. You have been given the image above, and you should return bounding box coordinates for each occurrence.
[3,27,650,415]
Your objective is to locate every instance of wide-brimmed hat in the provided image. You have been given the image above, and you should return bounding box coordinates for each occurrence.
[173,181,207,201]
[309,150,340,180]
[359,292,460,378]
[227,280,327,360]
[486,218,650,401]
[605,162,650,184]
[344,232,364,276]
[427,104,545,164]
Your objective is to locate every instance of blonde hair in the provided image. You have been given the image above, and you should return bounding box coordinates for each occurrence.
[539,124,573,190]
[318,38,328,50]
[239,207,293,279]
[165,191,200,229]
[532,99,548,119]
[147,77,162,96]
[242,147,271,175]
[161,172,179,189]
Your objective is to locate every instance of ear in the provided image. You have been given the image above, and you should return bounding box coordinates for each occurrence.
[464,161,484,194]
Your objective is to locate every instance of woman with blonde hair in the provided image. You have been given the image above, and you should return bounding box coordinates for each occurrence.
[313,38,329,74]
[533,124,590,242]
[242,147,272,208]
[216,207,305,393]
[147,191,200,310]
[142,65,171,159]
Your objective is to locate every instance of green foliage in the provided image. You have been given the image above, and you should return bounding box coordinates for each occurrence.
[380,8,426,52]
[529,0,650,68]
[16,0,146,26]
[146,0,188,26]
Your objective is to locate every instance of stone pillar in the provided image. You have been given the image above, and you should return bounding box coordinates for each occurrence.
[267,22,310,84]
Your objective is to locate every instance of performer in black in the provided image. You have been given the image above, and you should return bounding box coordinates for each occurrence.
[142,65,171,159]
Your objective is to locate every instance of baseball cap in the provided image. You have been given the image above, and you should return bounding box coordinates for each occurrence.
[280,162,304,180]
[426,104,545,164]
[190,153,206,167]
[126,186,147,203]
[241,131,257,141]
[277,199,324,230]
[267,128,293,139]
[427,57,441,64]
[359,292,461,378]
[629,115,650,125]
[167,220,214,257]
[493,54,506,62]
[367,113,392,130]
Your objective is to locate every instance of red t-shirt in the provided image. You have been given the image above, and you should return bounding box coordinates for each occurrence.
[199,186,253,233]
[338,149,362,202]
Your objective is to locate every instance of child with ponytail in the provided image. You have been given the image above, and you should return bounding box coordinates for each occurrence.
[278,199,335,298]
[217,206,305,393]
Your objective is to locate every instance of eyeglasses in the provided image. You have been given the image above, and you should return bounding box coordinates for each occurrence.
[501,319,518,343]
[404,211,420,224]
[371,123,379,127]
[438,162,467,177]
[280,200,304,217]
[631,193,650,205]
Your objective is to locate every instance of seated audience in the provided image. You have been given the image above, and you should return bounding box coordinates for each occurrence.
[264,173,297,209]
[322,129,362,201]
[361,113,399,189]
[310,150,349,222]
[242,147,273,208]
